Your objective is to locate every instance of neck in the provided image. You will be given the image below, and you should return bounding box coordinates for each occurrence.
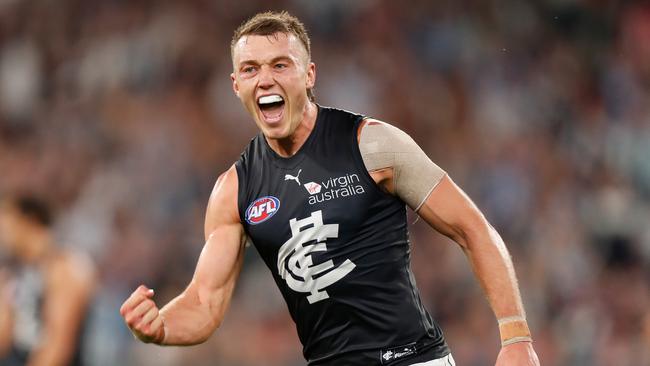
[266,102,317,157]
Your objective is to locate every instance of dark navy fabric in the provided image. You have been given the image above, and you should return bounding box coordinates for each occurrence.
[235,106,449,365]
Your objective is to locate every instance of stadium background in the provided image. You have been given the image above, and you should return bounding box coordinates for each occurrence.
[1,0,649,365]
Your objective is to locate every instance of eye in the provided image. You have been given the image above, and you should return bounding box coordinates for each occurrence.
[242,66,256,74]
[274,63,287,70]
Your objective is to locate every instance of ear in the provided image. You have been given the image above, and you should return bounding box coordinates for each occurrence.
[231,72,240,97]
[306,62,316,89]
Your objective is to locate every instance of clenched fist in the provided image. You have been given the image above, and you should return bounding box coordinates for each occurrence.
[120,285,166,344]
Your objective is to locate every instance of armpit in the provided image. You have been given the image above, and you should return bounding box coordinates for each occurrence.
[358,120,446,211]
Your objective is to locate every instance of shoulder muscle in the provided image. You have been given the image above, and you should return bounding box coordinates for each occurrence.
[358,118,446,211]
[205,165,241,241]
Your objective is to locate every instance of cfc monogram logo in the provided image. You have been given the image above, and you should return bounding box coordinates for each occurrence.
[277,210,356,304]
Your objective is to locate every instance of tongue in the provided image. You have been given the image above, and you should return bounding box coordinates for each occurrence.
[261,103,284,121]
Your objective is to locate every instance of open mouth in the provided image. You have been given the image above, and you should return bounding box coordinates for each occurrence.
[257,94,285,123]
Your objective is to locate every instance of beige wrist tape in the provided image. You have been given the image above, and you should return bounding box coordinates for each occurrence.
[498,315,532,346]
[358,120,446,211]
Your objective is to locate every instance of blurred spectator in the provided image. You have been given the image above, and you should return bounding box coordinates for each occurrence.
[0,194,96,365]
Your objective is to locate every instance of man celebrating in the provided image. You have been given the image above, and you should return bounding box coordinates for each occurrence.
[120,11,540,366]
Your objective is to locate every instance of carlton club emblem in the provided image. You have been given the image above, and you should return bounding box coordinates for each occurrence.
[277,210,356,304]
[245,196,280,225]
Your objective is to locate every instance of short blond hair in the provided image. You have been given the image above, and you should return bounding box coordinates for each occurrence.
[231,11,314,101]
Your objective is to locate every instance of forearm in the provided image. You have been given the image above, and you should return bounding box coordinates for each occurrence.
[414,175,538,362]
[462,223,525,318]
[460,221,532,345]
[158,283,228,346]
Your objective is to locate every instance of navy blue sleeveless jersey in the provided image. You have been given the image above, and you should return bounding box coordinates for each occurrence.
[235,106,449,365]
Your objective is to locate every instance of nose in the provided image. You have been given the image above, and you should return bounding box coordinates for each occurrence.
[257,65,275,89]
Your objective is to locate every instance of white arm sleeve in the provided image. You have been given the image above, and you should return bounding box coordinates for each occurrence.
[358,120,446,211]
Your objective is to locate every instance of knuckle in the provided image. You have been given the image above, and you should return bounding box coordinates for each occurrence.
[143,325,155,337]
[125,315,138,326]
[141,324,151,334]
[149,317,159,328]
[132,323,141,332]
[133,320,146,332]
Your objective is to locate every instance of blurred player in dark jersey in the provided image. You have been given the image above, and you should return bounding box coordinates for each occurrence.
[0,194,95,366]
[120,11,540,366]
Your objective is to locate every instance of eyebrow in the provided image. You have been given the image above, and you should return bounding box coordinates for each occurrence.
[238,56,294,67]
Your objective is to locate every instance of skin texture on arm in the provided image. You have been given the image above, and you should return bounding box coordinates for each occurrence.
[120,165,246,346]
[0,269,13,358]
[417,178,525,319]
[27,253,95,366]
[359,120,540,365]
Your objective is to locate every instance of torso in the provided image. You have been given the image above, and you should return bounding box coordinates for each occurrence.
[235,106,449,365]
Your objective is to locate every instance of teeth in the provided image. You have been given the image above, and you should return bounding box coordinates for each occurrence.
[258,95,284,105]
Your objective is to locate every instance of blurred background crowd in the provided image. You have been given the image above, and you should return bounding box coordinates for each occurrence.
[1,0,649,365]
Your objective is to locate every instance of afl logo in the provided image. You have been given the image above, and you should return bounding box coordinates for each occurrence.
[246,196,280,225]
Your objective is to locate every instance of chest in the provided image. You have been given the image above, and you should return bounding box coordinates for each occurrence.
[243,157,376,253]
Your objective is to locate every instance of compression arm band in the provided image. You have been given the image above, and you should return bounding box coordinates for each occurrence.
[358,120,446,211]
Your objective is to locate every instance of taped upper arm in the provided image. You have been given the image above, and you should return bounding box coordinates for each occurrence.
[358,119,446,211]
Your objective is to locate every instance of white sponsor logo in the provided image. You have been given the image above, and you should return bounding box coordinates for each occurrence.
[277,210,356,304]
[382,351,394,361]
[306,173,365,204]
[381,345,416,362]
[284,169,302,185]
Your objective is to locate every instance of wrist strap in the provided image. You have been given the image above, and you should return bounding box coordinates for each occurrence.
[498,315,532,346]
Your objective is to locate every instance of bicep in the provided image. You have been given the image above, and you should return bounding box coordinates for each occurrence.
[191,222,246,306]
[416,175,489,248]
[192,164,246,304]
